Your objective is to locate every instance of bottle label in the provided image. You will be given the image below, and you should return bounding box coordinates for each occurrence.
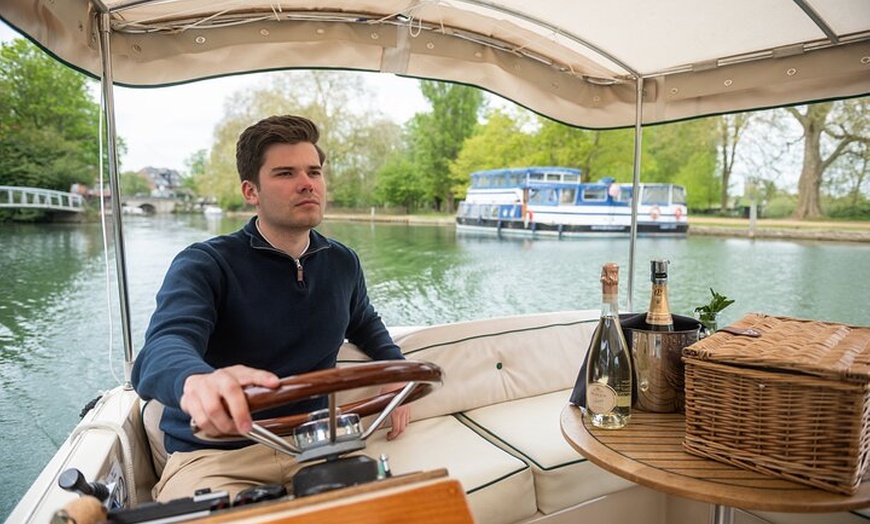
[646,309,670,325]
[587,382,617,414]
[646,285,672,327]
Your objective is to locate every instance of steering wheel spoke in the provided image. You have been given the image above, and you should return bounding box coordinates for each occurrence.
[360,381,418,440]
[247,423,302,456]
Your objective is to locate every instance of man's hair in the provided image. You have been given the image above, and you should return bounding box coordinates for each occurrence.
[235,115,327,185]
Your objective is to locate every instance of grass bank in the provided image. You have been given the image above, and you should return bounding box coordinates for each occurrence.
[687,217,870,243]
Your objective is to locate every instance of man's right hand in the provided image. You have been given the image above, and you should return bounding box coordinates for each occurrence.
[180,365,280,437]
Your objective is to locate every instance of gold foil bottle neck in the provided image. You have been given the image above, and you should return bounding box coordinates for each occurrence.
[601,262,619,295]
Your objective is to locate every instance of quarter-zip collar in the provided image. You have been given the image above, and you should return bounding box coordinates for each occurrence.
[255,217,310,258]
[243,216,330,282]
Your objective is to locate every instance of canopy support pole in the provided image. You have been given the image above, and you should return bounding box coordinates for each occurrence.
[98,11,135,387]
[627,76,644,313]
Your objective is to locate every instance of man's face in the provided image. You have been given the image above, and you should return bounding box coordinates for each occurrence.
[242,142,325,231]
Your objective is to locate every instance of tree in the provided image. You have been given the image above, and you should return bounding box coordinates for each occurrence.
[644,118,719,209]
[329,118,402,208]
[0,39,102,194]
[411,81,484,212]
[120,170,152,196]
[184,149,208,194]
[449,109,535,199]
[787,99,870,219]
[374,150,427,212]
[198,71,402,210]
[716,113,754,209]
[828,142,868,205]
[529,119,635,182]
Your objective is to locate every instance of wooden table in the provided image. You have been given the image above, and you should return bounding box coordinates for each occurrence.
[560,405,870,524]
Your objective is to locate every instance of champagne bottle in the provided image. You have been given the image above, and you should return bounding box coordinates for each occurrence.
[584,263,632,429]
[645,259,674,331]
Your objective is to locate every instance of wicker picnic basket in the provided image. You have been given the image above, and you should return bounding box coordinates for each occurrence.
[682,313,870,495]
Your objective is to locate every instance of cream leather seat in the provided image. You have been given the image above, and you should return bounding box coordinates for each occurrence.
[141,399,168,477]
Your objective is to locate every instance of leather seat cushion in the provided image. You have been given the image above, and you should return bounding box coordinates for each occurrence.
[142,399,167,477]
[459,390,635,514]
[363,415,537,524]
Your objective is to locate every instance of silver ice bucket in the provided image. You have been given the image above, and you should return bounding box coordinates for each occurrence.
[626,315,701,413]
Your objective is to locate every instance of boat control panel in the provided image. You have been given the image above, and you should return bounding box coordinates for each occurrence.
[54,454,391,524]
[55,467,293,523]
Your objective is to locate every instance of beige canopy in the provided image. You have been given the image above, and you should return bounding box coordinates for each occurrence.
[1,0,868,128]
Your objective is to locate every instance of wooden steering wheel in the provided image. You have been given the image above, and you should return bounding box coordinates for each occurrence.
[194,360,443,441]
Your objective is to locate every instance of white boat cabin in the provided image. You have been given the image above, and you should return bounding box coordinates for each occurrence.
[457,167,688,237]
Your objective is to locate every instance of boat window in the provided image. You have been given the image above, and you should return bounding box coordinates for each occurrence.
[546,173,561,182]
[672,186,687,205]
[560,188,576,205]
[509,173,524,186]
[582,187,607,201]
[529,172,544,181]
[529,188,558,205]
[642,186,670,205]
[562,174,580,183]
[619,187,633,202]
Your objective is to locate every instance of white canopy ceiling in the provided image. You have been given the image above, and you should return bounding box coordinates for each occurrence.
[1,0,868,127]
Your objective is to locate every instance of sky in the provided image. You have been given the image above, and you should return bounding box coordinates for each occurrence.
[1,20,428,174]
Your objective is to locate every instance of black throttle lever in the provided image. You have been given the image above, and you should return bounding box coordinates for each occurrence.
[58,468,110,502]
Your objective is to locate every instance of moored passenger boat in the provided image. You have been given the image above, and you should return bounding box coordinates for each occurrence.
[456,167,688,238]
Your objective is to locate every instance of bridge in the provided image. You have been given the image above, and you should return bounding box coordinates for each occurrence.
[122,197,180,214]
[0,185,86,213]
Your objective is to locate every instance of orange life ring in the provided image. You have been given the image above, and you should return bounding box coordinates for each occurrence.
[650,206,660,220]
[675,207,683,219]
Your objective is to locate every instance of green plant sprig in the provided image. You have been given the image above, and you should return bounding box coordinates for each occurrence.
[694,288,735,322]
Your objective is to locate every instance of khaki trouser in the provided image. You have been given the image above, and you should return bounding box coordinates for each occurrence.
[154,444,303,502]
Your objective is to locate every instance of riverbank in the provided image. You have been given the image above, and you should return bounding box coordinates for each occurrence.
[322,211,870,243]
[686,216,870,243]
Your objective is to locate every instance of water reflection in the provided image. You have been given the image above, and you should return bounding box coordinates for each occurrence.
[1,215,868,519]
[0,223,104,367]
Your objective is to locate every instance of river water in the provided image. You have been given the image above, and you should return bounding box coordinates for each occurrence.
[2,214,868,518]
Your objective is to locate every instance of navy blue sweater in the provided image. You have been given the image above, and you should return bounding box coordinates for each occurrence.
[131,217,403,453]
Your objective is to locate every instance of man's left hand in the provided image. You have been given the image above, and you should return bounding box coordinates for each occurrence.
[380,384,411,440]
[387,403,410,440]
